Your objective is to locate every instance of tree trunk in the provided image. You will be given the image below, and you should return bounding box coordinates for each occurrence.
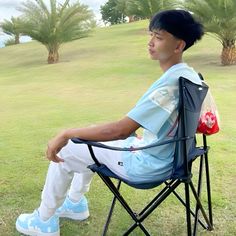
[47,49,59,64]
[128,15,134,22]
[15,34,20,44]
[221,40,236,65]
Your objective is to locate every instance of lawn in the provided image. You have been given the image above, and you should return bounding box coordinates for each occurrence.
[0,20,235,235]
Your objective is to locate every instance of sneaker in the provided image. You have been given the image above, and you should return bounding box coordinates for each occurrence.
[56,195,89,220]
[15,209,59,236]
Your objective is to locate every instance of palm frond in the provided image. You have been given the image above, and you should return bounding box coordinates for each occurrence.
[19,0,94,47]
[182,0,236,45]
[126,0,178,19]
[0,16,23,36]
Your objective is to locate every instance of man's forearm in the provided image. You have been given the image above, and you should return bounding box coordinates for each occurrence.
[62,122,127,142]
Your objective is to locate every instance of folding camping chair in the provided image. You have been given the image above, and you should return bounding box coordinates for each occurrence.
[72,76,214,235]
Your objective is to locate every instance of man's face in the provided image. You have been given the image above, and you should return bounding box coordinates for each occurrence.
[148,29,182,61]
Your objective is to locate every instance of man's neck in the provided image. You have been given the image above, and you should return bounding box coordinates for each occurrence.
[159,57,183,72]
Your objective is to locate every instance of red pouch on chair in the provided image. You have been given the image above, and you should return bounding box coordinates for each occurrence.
[197,90,220,135]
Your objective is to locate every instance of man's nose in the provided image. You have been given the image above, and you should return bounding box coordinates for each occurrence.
[148,36,155,47]
[148,40,154,47]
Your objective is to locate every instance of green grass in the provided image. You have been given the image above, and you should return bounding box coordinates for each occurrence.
[0,20,236,235]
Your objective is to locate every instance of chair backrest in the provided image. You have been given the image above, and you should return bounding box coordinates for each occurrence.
[173,77,208,178]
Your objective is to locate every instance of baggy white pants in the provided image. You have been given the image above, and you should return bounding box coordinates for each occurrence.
[39,139,129,219]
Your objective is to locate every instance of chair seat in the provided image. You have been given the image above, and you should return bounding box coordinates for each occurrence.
[88,164,166,189]
[88,146,207,190]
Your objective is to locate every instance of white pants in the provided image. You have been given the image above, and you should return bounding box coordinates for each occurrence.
[39,140,129,219]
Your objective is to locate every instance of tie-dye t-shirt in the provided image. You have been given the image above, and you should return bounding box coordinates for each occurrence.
[122,63,202,182]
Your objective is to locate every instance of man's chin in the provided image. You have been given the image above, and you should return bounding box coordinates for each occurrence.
[149,56,158,60]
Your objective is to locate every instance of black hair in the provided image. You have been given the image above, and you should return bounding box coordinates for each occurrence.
[149,10,204,51]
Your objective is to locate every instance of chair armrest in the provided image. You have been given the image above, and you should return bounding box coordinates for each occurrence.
[71,136,193,152]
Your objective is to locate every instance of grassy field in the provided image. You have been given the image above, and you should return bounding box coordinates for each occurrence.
[0,20,235,235]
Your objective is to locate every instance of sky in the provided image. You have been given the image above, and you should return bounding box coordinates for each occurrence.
[0,0,107,47]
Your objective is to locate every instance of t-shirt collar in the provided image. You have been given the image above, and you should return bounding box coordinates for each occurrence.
[166,63,187,74]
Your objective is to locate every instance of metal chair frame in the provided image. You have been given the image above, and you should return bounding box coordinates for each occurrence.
[72,77,214,235]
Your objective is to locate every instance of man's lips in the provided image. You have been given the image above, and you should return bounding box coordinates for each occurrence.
[149,49,155,55]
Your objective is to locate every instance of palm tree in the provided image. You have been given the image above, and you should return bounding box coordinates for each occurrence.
[182,0,236,66]
[0,17,23,44]
[125,0,177,20]
[19,0,95,64]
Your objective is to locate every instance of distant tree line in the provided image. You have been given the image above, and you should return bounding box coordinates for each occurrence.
[100,0,176,25]
[1,0,236,65]
[100,0,236,66]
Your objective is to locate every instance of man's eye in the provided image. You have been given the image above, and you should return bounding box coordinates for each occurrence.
[156,36,162,40]
[149,32,162,40]
[149,32,154,37]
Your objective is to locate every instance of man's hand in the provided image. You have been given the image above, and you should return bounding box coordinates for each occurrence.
[46,132,68,163]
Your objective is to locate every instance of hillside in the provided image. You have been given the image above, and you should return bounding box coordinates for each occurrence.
[0,20,236,236]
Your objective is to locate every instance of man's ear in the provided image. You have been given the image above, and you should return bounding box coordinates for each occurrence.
[175,40,186,53]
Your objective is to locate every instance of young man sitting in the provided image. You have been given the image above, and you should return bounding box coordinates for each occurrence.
[16,9,204,236]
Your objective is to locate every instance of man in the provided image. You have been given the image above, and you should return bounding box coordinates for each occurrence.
[16,10,204,236]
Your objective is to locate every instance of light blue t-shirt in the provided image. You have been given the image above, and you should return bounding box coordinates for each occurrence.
[122,63,202,183]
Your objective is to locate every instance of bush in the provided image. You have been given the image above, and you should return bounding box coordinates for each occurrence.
[4,37,16,46]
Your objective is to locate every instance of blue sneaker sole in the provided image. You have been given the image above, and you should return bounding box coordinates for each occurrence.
[16,221,60,236]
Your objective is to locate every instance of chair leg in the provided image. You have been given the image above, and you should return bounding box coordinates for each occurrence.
[125,180,181,236]
[193,155,204,236]
[102,180,122,236]
[189,181,213,231]
[171,188,207,229]
[124,222,150,236]
[139,179,177,216]
[203,135,213,229]
[185,183,192,236]
[204,151,213,228]
[100,178,180,235]
[98,173,148,235]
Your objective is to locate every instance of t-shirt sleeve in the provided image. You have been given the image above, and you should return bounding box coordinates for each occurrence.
[127,85,178,134]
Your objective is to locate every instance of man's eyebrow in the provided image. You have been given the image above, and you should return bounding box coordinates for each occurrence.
[151,30,163,35]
